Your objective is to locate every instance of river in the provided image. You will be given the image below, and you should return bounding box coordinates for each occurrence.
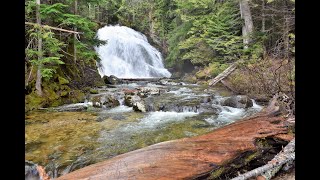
[25,79,263,178]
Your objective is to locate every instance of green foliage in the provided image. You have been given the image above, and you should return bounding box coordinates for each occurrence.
[25,0,104,82]
[178,0,242,65]
[195,62,228,79]
[26,26,65,80]
[166,22,193,67]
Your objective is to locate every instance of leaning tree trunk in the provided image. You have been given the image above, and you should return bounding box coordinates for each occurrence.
[239,0,254,49]
[35,0,43,96]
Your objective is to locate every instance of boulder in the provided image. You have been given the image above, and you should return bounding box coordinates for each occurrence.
[200,96,212,103]
[133,102,147,112]
[221,95,253,108]
[91,94,120,108]
[198,104,222,114]
[137,87,162,96]
[159,79,180,86]
[123,89,137,95]
[124,95,141,107]
[103,75,122,85]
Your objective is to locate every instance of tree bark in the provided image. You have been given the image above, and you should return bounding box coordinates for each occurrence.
[239,0,254,49]
[35,0,43,96]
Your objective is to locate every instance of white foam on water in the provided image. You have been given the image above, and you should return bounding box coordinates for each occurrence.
[122,111,198,130]
[104,105,133,113]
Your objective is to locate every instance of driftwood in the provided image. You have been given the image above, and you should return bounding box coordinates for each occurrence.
[231,138,295,180]
[25,22,83,34]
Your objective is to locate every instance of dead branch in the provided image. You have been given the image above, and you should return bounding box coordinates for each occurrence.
[25,22,83,34]
[231,138,295,180]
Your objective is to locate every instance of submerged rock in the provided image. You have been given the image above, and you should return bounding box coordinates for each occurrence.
[112,114,126,120]
[221,95,253,108]
[25,161,40,180]
[52,104,88,112]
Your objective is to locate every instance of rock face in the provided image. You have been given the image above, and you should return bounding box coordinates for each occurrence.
[221,95,253,108]
[103,75,122,85]
[56,109,293,180]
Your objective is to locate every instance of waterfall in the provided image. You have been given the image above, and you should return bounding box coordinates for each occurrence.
[95,25,172,78]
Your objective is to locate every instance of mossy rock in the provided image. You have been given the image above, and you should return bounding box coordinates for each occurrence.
[58,76,69,85]
[183,75,197,83]
[94,79,105,87]
[70,90,86,103]
[60,91,69,97]
[195,70,207,79]
[25,92,46,112]
[89,89,99,94]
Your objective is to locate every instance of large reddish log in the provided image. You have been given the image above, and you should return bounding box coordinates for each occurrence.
[57,112,293,180]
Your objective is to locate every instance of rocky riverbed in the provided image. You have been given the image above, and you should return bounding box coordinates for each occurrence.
[25,78,263,179]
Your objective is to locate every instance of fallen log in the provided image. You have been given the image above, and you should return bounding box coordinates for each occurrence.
[231,138,295,180]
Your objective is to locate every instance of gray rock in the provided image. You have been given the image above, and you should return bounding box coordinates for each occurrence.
[137,87,162,96]
[124,95,141,107]
[133,101,146,112]
[25,161,40,180]
[103,75,122,85]
[221,95,253,108]
[91,94,120,108]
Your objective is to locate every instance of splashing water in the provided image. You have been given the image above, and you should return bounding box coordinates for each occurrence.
[95,25,171,78]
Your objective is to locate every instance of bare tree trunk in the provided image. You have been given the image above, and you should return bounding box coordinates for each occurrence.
[96,5,100,22]
[261,0,267,58]
[261,0,265,32]
[88,3,91,18]
[35,0,43,96]
[283,1,289,59]
[74,0,78,64]
[149,7,155,39]
[239,0,254,49]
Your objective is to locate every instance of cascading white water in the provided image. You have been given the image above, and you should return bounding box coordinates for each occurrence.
[95,25,172,78]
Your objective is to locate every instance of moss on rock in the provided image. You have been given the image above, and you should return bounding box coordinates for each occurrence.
[58,76,69,85]
[89,89,99,94]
